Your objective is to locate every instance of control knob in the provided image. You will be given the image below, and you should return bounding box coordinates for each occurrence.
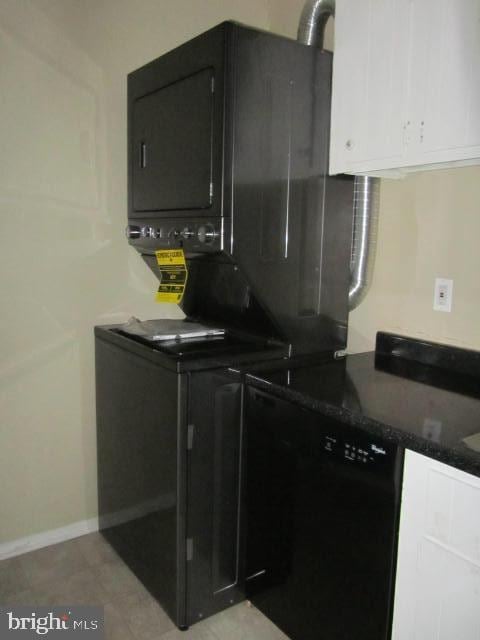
[125,225,141,239]
[182,227,195,239]
[197,224,217,244]
[141,226,159,239]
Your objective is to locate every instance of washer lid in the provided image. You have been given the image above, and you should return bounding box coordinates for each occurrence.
[121,317,225,342]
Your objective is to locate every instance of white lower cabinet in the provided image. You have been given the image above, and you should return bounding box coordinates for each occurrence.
[392,450,480,640]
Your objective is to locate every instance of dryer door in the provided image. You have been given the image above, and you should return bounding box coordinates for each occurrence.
[132,67,214,213]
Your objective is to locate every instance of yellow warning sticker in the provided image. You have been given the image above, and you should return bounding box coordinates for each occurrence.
[155,249,188,304]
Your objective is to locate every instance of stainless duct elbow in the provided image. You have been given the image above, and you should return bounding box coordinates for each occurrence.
[348,176,380,309]
[297,0,335,48]
[297,0,381,311]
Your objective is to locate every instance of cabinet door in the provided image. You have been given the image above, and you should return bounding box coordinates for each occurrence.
[392,450,480,640]
[407,0,480,167]
[330,0,411,175]
[330,0,480,175]
[186,371,244,626]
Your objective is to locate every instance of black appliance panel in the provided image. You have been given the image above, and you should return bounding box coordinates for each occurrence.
[140,254,285,344]
[127,23,354,355]
[114,329,276,359]
[96,328,288,630]
[230,30,354,354]
[128,22,228,220]
[245,387,403,640]
[179,258,285,342]
[95,335,187,627]
[132,68,214,212]
[186,371,245,625]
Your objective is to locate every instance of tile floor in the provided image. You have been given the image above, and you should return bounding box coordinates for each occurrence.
[0,533,289,639]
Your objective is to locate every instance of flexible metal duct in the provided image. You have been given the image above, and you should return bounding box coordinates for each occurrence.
[297,0,335,47]
[348,176,380,308]
[297,0,380,310]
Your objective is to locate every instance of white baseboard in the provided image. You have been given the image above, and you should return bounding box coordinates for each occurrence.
[98,494,175,531]
[0,493,176,561]
[0,518,99,561]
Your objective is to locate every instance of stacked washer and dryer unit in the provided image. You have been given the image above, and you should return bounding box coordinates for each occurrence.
[96,18,355,632]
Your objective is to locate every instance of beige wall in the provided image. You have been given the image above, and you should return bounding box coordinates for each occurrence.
[348,167,480,353]
[267,1,480,354]
[0,0,270,546]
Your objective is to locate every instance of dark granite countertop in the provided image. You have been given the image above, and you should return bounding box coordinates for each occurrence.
[245,333,480,478]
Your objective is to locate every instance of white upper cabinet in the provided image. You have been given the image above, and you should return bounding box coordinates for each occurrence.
[330,0,480,177]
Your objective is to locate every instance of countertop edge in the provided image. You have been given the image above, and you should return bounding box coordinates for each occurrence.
[245,372,480,479]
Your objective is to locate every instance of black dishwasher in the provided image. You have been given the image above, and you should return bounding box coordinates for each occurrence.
[245,387,404,640]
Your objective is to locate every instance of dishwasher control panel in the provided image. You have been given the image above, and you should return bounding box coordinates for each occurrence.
[247,387,399,476]
[322,433,393,468]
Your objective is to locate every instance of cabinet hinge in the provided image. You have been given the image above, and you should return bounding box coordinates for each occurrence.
[209,182,213,200]
[211,76,215,93]
[187,424,194,450]
[403,120,411,149]
[186,538,194,561]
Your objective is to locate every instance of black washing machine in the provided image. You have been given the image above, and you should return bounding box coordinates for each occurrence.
[95,323,288,629]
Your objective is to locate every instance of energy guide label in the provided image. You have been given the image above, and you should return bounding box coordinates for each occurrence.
[155,249,188,304]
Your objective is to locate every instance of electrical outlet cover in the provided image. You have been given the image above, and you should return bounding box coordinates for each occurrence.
[433,278,453,312]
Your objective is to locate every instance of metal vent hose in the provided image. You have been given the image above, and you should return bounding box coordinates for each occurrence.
[297,0,380,310]
[297,0,335,47]
[348,176,380,308]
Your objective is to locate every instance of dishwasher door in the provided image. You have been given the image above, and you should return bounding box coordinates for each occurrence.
[245,387,403,640]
